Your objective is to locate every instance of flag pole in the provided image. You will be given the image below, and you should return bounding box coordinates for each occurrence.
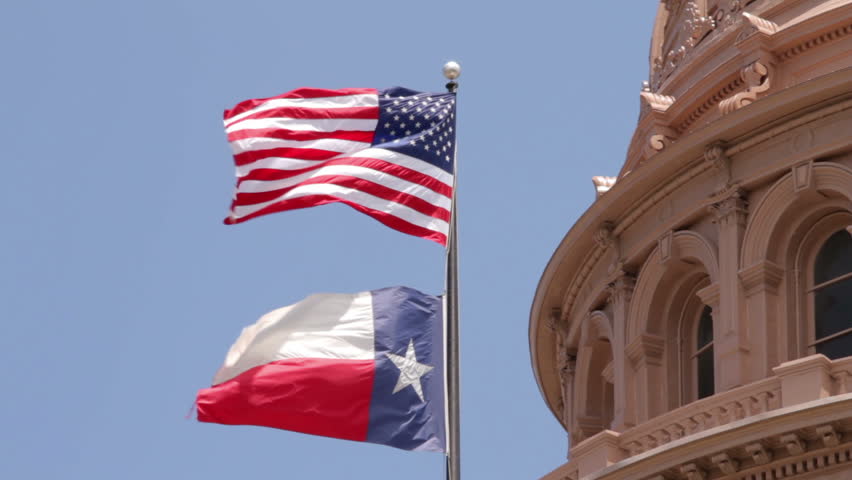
[443,61,461,480]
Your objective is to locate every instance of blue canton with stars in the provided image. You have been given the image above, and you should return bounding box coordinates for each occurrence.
[373,87,456,175]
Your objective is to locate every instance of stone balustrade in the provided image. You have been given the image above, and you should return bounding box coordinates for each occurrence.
[620,376,782,456]
[547,355,852,480]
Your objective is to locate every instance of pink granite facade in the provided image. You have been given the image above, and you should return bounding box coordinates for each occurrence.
[530,1,852,479]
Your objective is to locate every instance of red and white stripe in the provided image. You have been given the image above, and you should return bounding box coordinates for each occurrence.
[223,88,453,245]
[197,292,378,440]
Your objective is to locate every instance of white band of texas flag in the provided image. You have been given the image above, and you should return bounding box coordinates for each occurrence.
[223,87,456,246]
[196,286,446,452]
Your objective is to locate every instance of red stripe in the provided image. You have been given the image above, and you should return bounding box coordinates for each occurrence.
[238,156,453,197]
[225,88,377,119]
[232,175,452,221]
[227,128,374,143]
[225,194,448,246]
[197,358,374,441]
[226,106,379,128]
[234,147,341,166]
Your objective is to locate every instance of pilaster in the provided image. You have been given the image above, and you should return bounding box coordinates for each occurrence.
[708,187,750,390]
[626,334,665,423]
[739,260,785,376]
[607,272,636,431]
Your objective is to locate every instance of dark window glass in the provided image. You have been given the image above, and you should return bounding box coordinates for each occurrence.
[814,230,852,284]
[816,333,852,360]
[697,348,714,399]
[814,277,852,339]
[813,229,852,360]
[696,305,714,399]
[697,306,713,348]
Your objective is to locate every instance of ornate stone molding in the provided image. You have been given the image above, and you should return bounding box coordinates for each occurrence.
[737,11,779,41]
[777,23,852,62]
[780,432,806,455]
[676,75,743,133]
[792,160,814,193]
[703,142,731,189]
[545,306,562,332]
[606,271,636,306]
[594,221,615,250]
[711,452,739,474]
[680,463,706,480]
[719,59,774,114]
[646,127,679,156]
[640,89,676,114]
[745,441,773,465]
[708,187,748,226]
[652,1,716,90]
[640,87,679,157]
[592,176,617,198]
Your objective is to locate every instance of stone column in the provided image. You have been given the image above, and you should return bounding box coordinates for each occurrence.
[708,187,750,390]
[558,348,577,443]
[607,272,636,431]
[552,309,577,448]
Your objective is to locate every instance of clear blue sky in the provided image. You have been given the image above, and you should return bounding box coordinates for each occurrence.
[1,2,654,478]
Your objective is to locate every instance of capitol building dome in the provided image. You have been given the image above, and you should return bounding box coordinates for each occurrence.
[530,1,852,479]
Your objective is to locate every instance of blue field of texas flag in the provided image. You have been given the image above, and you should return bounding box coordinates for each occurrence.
[196,286,446,452]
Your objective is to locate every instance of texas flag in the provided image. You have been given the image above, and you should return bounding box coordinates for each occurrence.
[196,286,446,452]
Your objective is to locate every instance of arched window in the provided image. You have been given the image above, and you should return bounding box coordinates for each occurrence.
[695,306,714,399]
[676,278,714,405]
[811,229,852,359]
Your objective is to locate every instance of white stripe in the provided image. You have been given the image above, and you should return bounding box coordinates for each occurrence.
[225,117,378,135]
[232,183,451,235]
[345,148,454,186]
[237,164,452,209]
[212,291,375,385]
[230,137,368,156]
[224,93,378,127]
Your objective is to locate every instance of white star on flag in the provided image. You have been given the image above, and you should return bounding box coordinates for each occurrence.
[386,339,434,402]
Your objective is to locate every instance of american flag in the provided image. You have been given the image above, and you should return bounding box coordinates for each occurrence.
[223,86,456,246]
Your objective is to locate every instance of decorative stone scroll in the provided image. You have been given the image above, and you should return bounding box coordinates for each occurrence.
[718,59,774,114]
